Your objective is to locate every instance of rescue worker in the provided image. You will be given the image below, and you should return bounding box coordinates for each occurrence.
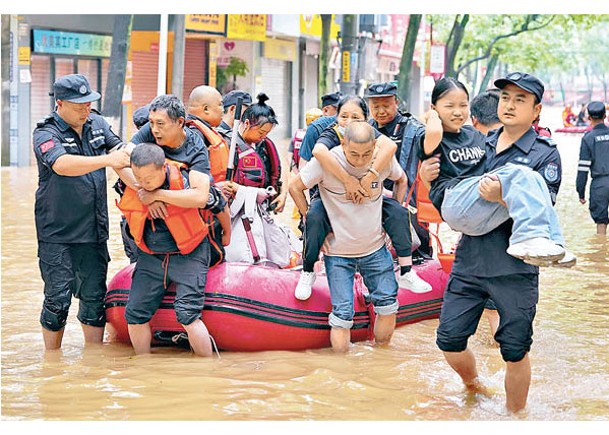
[576,101,609,235]
[217,90,253,143]
[365,82,432,260]
[33,73,130,350]
[425,72,563,413]
[125,95,212,221]
[221,93,287,212]
[298,91,342,168]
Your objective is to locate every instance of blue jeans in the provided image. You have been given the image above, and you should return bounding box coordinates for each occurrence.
[441,163,565,246]
[324,246,398,329]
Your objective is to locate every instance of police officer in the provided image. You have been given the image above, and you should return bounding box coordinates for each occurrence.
[364,82,431,260]
[297,91,342,168]
[427,72,562,413]
[217,90,253,143]
[576,101,609,235]
[132,104,150,129]
[33,74,130,350]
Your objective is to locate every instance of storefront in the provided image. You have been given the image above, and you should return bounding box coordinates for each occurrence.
[29,29,111,136]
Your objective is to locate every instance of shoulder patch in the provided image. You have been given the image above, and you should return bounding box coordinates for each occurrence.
[543,162,560,183]
[39,139,55,154]
[537,136,557,147]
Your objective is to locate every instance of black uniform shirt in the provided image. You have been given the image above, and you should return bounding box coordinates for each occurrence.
[216,120,232,143]
[33,111,123,243]
[131,123,211,175]
[420,125,487,212]
[576,123,609,198]
[371,112,425,194]
[452,126,562,277]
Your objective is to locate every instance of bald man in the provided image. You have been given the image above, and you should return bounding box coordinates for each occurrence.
[187,85,224,130]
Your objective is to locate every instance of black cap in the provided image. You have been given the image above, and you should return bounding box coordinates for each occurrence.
[494,72,544,102]
[133,104,150,128]
[223,90,252,108]
[53,74,101,103]
[364,82,398,98]
[587,101,606,119]
[321,92,342,108]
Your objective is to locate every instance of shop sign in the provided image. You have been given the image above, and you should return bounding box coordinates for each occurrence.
[32,29,112,57]
[227,15,267,42]
[264,39,296,62]
[186,14,227,37]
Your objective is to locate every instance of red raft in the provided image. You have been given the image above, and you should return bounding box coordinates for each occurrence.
[105,260,448,352]
[554,125,591,133]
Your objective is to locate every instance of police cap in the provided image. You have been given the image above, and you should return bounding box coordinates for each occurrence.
[364,82,398,98]
[321,92,342,108]
[53,74,101,103]
[494,72,544,103]
[222,90,253,108]
[587,101,606,119]
[133,104,150,128]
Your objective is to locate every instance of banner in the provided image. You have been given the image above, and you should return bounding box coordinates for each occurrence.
[227,15,267,41]
[32,29,112,57]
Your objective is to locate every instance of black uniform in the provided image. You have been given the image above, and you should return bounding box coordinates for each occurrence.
[436,127,562,363]
[216,120,233,143]
[576,123,609,224]
[371,112,431,258]
[33,111,124,331]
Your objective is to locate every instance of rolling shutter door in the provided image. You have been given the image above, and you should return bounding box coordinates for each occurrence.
[30,55,52,136]
[182,39,208,105]
[261,58,291,141]
[131,51,159,111]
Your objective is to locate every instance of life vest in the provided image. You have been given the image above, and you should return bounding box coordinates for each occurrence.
[291,128,306,169]
[117,162,209,255]
[186,118,229,182]
[234,137,281,190]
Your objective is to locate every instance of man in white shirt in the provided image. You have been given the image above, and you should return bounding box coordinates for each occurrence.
[289,121,408,352]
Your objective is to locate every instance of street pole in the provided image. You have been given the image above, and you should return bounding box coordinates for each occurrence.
[157,13,168,96]
[171,14,185,99]
[339,14,358,96]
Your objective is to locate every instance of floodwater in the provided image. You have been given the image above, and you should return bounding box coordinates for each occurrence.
[1,108,608,424]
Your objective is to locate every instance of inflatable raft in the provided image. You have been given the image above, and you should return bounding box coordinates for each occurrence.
[554,125,591,133]
[105,260,449,352]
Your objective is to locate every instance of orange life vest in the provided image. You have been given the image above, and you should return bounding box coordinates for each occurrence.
[117,163,209,255]
[186,118,229,182]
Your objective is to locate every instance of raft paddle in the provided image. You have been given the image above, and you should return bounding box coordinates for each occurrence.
[225,96,243,181]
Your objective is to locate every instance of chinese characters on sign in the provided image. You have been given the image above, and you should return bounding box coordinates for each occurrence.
[32,29,112,57]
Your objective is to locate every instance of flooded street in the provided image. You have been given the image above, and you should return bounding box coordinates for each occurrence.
[2,107,609,422]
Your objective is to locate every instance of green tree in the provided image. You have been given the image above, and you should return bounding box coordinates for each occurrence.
[396,14,421,111]
[216,56,249,93]
[103,15,133,124]
[319,14,333,97]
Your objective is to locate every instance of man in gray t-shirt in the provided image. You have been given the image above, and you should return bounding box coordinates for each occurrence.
[289,121,407,352]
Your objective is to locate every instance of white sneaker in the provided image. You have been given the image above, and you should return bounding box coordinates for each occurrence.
[552,250,577,268]
[398,270,433,293]
[295,271,316,300]
[525,249,577,268]
[507,237,565,262]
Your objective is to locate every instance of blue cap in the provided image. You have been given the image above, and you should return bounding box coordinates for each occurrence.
[587,101,606,119]
[321,92,342,108]
[364,82,398,98]
[494,72,544,102]
[223,90,252,108]
[53,74,101,103]
[133,104,150,128]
